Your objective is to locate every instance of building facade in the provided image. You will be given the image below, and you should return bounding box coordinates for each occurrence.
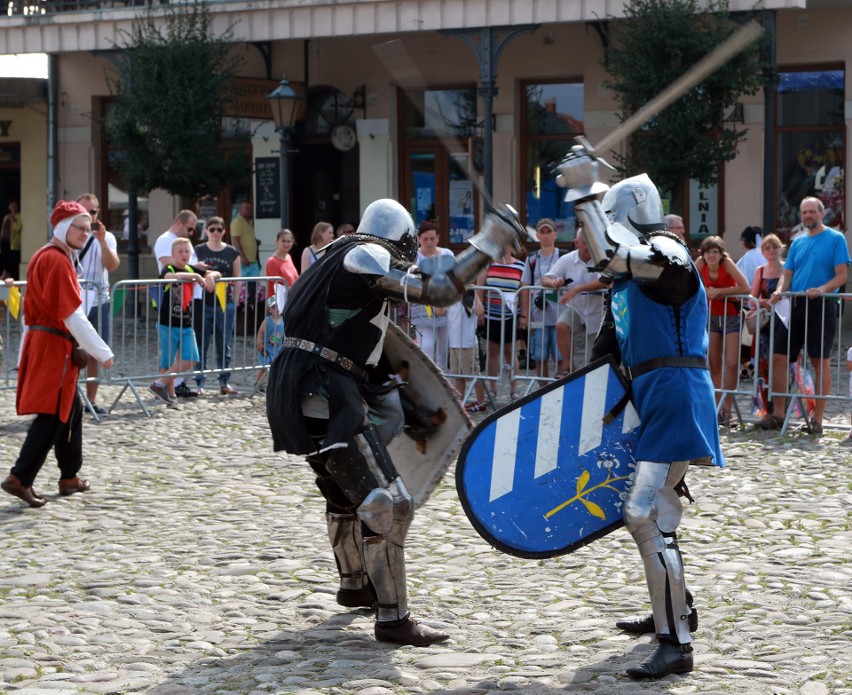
[0,0,848,277]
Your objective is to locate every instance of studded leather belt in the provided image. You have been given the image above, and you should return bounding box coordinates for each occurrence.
[627,356,708,380]
[281,337,366,379]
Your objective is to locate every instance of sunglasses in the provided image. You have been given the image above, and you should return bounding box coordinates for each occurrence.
[207,227,224,233]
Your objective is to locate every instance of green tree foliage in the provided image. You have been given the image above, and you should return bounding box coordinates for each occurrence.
[106,1,249,200]
[603,0,767,198]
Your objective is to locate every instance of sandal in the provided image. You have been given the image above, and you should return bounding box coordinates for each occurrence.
[465,400,487,414]
[555,369,571,380]
[756,414,783,430]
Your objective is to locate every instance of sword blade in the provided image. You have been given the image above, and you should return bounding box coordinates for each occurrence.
[594,20,764,155]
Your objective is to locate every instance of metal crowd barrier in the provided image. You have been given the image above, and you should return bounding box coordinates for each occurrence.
[402,284,605,407]
[703,293,759,427]
[513,285,604,396]
[107,275,282,415]
[763,291,851,434]
[0,280,25,390]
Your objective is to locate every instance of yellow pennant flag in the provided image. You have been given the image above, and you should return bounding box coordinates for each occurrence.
[215,281,227,312]
[7,285,21,319]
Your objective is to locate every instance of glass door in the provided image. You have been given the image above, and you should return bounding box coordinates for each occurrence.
[402,146,476,248]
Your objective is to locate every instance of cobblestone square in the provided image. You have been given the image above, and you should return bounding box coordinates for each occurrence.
[0,388,850,694]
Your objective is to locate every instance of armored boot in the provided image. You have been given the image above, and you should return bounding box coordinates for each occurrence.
[327,512,375,608]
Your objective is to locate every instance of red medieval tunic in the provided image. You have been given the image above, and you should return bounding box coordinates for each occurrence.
[16,244,83,422]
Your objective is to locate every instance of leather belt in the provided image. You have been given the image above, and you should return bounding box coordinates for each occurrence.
[29,325,75,343]
[281,337,366,379]
[627,356,708,380]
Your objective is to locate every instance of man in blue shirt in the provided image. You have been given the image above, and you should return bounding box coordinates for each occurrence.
[759,196,850,433]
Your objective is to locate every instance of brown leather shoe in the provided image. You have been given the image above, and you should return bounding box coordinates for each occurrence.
[58,477,91,496]
[374,616,449,646]
[1,474,47,508]
[219,384,238,395]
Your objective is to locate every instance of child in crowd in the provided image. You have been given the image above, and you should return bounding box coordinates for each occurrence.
[447,289,488,413]
[150,237,220,408]
[256,296,285,391]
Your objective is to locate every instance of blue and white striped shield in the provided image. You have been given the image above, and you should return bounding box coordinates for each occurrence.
[456,357,640,558]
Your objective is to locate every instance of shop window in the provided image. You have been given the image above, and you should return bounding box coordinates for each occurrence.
[775,68,845,238]
[521,81,584,242]
[399,86,477,247]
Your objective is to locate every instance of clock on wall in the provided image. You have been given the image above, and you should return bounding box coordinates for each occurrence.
[331,123,357,151]
[311,89,358,152]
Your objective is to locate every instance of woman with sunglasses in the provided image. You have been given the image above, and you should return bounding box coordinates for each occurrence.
[194,217,241,395]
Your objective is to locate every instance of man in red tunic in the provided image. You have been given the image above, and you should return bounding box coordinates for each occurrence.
[1,201,114,508]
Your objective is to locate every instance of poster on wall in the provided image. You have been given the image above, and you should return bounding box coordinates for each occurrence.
[449,179,475,243]
[413,171,435,227]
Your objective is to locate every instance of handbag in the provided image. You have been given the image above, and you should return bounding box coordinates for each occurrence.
[745,308,769,335]
[745,266,771,334]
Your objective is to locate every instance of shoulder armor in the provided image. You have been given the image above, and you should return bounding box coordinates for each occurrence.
[647,233,693,269]
[343,243,393,275]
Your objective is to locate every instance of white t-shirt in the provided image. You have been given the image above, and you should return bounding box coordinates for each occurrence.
[154,230,201,299]
[736,248,764,289]
[447,300,478,349]
[544,250,605,328]
[77,230,117,312]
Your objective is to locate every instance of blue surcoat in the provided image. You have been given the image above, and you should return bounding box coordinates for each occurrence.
[610,272,724,467]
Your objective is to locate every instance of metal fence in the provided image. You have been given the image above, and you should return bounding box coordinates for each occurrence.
[762,291,851,434]
[3,276,850,432]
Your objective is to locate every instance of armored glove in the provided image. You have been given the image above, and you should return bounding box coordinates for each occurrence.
[556,144,610,203]
[470,204,526,259]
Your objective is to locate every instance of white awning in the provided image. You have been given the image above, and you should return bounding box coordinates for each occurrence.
[0,0,807,55]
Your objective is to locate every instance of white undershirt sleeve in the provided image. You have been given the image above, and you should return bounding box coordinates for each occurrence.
[64,306,114,363]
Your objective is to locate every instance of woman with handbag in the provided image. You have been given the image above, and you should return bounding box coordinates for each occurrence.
[748,234,785,416]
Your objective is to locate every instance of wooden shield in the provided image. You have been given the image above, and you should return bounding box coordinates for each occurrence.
[383,322,472,508]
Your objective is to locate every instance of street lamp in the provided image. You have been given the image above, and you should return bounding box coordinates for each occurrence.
[266,76,302,231]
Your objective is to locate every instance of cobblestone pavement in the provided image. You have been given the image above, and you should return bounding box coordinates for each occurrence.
[0,383,850,695]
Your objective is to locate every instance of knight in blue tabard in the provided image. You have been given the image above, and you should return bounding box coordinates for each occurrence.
[557,145,724,679]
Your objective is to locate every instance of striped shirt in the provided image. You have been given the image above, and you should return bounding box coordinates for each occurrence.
[483,258,525,320]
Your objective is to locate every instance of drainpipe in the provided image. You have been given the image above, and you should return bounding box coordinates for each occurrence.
[762,10,777,236]
[46,53,58,240]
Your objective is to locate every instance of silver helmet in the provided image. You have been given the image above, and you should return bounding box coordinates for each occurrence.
[356,198,418,262]
[601,174,666,240]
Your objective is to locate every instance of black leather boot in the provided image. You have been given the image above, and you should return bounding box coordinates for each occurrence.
[626,637,693,679]
[375,616,449,646]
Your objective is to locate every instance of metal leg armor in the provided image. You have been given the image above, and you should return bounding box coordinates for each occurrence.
[353,425,415,623]
[622,460,693,645]
[326,512,368,592]
[316,423,414,623]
